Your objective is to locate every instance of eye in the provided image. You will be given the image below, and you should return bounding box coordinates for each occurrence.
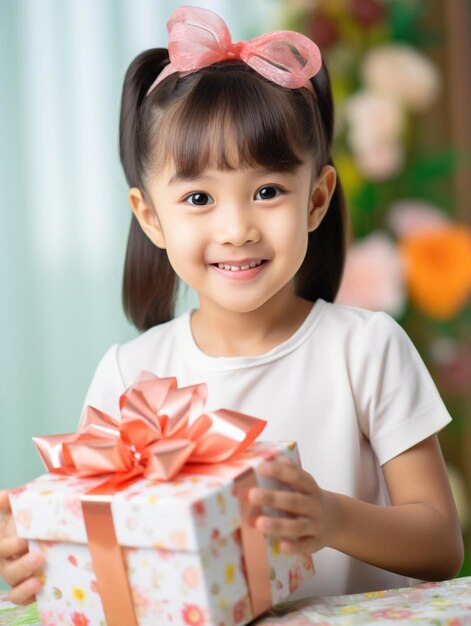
[255,186,284,201]
[183,192,213,206]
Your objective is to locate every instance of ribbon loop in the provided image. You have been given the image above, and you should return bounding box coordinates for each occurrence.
[145,5,321,96]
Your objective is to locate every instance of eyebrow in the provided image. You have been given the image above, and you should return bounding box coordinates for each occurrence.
[167,167,298,186]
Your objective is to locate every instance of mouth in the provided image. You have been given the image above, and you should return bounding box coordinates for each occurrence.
[210,258,268,281]
[210,259,267,272]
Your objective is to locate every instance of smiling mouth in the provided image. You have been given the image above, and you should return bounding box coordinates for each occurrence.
[211,260,267,272]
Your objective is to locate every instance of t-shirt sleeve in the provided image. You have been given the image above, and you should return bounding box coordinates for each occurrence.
[80,344,127,422]
[351,311,452,466]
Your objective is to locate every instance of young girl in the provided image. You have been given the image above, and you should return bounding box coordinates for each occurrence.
[0,4,463,607]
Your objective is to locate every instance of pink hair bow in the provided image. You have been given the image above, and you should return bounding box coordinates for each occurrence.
[146,5,321,96]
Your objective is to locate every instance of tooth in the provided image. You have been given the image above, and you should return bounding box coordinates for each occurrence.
[224,265,231,270]
[241,264,250,270]
[230,266,239,271]
[218,263,224,269]
[256,260,262,266]
[249,262,256,268]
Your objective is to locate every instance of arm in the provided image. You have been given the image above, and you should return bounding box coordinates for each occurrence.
[249,435,464,581]
[327,435,464,580]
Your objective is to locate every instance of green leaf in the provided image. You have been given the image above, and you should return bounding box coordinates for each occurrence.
[411,150,464,179]
[389,0,426,43]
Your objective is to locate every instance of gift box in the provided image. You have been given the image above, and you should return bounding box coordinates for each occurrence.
[9,373,314,626]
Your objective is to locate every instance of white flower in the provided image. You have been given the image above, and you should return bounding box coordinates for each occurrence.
[344,90,405,151]
[343,91,405,179]
[355,142,404,180]
[336,232,406,316]
[362,44,440,112]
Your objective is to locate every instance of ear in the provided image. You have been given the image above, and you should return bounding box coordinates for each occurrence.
[128,187,166,249]
[307,165,337,232]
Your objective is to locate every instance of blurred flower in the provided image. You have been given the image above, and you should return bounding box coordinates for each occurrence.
[348,0,386,27]
[387,200,451,238]
[336,232,406,316]
[355,142,404,180]
[400,225,471,319]
[345,91,405,150]
[344,91,405,179]
[362,44,441,112]
[308,11,340,48]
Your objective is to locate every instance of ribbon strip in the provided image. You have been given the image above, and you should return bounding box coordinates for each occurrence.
[81,492,138,626]
[233,467,272,617]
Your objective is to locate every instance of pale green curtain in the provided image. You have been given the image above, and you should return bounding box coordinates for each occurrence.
[0,0,282,492]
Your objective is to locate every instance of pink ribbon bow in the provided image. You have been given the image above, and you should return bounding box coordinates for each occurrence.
[33,371,266,482]
[146,5,321,96]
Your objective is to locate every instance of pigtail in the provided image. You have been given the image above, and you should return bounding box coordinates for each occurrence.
[296,168,349,302]
[119,48,178,330]
[295,59,350,303]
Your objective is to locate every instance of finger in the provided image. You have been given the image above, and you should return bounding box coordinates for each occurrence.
[255,514,312,538]
[276,455,296,465]
[249,487,312,516]
[278,536,321,555]
[6,576,42,606]
[0,491,12,536]
[0,490,11,512]
[0,550,44,588]
[0,515,19,543]
[0,534,29,560]
[258,461,315,494]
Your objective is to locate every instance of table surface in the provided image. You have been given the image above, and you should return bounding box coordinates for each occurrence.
[1,576,470,625]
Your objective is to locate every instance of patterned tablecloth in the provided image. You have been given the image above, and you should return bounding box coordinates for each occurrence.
[1,577,470,625]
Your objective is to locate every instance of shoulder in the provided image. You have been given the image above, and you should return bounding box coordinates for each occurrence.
[315,299,405,347]
[315,300,430,399]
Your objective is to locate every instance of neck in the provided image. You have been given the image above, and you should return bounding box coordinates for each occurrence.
[190,287,314,357]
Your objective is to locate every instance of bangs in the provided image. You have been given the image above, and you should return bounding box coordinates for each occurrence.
[150,63,318,179]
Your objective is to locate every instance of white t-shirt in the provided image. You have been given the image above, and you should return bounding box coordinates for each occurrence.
[82,299,452,598]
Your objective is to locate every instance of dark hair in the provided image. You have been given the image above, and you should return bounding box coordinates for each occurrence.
[119,48,349,331]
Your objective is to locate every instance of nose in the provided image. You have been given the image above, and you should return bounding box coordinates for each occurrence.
[213,203,261,246]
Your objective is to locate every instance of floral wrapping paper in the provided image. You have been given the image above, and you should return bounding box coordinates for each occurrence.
[255,576,471,625]
[8,441,314,626]
[1,577,471,625]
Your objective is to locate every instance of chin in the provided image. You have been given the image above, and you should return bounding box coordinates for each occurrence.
[214,296,275,315]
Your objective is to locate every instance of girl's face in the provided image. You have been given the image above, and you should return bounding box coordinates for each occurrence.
[129,154,336,317]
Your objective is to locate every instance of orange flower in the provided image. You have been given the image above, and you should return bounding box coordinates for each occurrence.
[400,225,471,319]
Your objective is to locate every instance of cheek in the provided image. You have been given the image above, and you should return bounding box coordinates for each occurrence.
[161,220,205,272]
[272,213,309,259]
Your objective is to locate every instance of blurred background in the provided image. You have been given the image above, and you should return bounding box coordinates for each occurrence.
[1,0,470,584]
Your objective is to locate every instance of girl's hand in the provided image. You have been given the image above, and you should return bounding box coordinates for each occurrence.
[0,490,44,605]
[249,457,335,555]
